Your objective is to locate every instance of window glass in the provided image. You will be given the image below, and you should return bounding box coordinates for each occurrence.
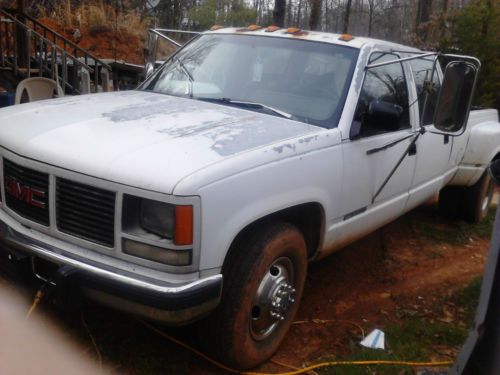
[143,34,359,128]
[353,53,410,136]
[410,58,441,126]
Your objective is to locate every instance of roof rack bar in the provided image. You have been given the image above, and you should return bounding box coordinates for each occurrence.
[365,52,438,70]
[154,29,201,35]
[149,29,182,48]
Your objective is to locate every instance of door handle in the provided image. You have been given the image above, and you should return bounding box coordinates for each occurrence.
[409,143,417,156]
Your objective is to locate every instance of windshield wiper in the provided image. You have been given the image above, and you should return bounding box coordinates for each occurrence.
[196,97,293,119]
[174,56,194,82]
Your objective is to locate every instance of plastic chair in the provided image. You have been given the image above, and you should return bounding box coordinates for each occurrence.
[15,77,64,104]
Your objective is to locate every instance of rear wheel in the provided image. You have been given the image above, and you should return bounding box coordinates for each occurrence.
[198,222,307,370]
[462,171,495,223]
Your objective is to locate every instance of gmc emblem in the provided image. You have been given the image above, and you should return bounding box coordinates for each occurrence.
[4,175,46,209]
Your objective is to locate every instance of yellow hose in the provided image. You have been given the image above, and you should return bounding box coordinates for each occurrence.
[137,318,453,375]
[243,360,453,375]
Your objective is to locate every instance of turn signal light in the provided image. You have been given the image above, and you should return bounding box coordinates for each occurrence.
[175,205,193,246]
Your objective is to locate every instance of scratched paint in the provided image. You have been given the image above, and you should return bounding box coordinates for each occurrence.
[0,90,324,193]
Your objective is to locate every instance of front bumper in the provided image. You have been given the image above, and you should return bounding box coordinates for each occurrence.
[0,219,222,325]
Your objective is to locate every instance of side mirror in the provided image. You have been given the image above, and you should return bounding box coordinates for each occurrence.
[434,61,479,133]
[366,100,403,132]
[143,62,155,79]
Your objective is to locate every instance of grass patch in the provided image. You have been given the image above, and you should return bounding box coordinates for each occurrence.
[319,319,467,374]
[321,278,484,374]
[448,276,483,324]
[414,208,496,246]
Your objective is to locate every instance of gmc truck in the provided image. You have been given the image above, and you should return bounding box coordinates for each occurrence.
[0,26,499,369]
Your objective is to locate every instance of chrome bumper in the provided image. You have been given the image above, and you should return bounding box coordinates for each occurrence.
[0,220,222,325]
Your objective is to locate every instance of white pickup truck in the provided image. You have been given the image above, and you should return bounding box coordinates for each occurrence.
[0,26,499,369]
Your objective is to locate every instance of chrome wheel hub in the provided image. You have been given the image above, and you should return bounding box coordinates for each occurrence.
[270,283,296,321]
[250,257,296,341]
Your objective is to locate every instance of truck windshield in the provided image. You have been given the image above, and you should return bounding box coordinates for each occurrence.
[141,34,359,128]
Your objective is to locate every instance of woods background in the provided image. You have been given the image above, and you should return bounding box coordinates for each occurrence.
[1,0,499,108]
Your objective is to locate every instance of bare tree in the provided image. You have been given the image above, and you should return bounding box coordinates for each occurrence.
[342,0,353,33]
[273,0,286,26]
[309,0,321,30]
[296,0,303,26]
[415,0,433,41]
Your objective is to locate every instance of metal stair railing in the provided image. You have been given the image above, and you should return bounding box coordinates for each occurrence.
[0,8,111,94]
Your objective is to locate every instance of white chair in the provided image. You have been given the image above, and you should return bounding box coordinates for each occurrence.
[15,77,64,104]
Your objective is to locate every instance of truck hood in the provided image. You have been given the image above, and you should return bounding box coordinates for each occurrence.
[0,91,320,194]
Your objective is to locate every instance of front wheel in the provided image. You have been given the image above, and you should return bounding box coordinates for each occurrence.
[198,222,307,370]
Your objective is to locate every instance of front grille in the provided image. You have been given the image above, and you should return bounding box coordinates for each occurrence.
[56,178,116,247]
[4,159,50,225]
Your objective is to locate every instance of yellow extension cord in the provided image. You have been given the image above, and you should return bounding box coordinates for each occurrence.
[25,289,45,320]
[137,318,454,375]
[25,289,454,374]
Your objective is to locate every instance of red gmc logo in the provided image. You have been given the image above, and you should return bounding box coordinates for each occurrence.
[4,175,46,209]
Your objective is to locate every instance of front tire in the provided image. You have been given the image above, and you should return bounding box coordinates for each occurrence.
[199,222,307,370]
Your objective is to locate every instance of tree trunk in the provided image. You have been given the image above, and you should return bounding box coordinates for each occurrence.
[415,0,433,41]
[309,0,322,30]
[273,0,286,27]
[342,0,353,34]
[296,0,302,26]
[442,0,449,12]
[481,0,492,37]
[286,0,292,26]
[367,0,374,36]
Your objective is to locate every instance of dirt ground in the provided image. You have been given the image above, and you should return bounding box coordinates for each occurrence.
[0,196,496,374]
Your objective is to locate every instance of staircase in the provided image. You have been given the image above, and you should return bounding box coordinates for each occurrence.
[0,8,112,94]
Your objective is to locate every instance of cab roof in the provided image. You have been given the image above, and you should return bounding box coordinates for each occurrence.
[203,27,422,54]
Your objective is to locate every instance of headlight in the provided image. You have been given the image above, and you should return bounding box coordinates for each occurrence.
[122,195,194,266]
[140,199,175,239]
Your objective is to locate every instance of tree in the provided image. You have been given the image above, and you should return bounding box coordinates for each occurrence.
[309,0,321,30]
[188,0,256,29]
[442,0,500,109]
[415,0,433,42]
[273,0,286,26]
[343,0,353,33]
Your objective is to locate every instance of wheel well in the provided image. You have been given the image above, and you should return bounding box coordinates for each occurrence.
[224,203,324,269]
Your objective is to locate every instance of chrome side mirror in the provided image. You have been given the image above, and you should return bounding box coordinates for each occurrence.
[434,61,479,133]
[144,62,155,79]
